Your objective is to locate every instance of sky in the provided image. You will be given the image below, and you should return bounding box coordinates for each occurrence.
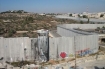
[0,0,105,13]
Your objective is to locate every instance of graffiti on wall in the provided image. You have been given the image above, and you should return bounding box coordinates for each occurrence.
[76,48,89,56]
[76,48,95,56]
[59,48,96,58]
[60,52,66,58]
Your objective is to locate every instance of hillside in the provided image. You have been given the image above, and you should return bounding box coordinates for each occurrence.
[0,12,77,37]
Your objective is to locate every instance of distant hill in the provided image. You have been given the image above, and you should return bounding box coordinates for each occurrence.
[1,10,28,14]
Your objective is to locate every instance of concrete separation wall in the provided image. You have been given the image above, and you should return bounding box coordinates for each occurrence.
[57,26,94,37]
[0,35,99,62]
[49,35,99,59]
[58,24,105,29]
[0,37,32,62]
[0,37,49,62]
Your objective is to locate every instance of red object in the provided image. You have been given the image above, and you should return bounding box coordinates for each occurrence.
[60,52,66,58]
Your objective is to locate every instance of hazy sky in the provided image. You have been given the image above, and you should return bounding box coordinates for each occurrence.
[0,0,105,13]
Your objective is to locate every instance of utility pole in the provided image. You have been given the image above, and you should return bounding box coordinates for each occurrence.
[56,45,59,60]
[87,6,89,23]
[74,36,76,69]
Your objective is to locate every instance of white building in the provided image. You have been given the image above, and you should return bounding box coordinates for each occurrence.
[72,13,78,17]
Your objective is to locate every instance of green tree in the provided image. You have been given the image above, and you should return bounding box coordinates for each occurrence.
[9,29,16,34]
[83,15,87,18]
[8,33,13,37]
[102,26,105,29]
[78,14,80,17]
[23,33,28,37]
[100,14,104,17]
[69,14,72,16]
[8,29,16,37]
[26,17,34,22]
[80,21,83,24]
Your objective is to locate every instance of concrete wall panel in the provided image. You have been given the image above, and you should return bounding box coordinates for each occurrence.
[58,24,105,29]
[49,35,99,59]
[0,37,4,59]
